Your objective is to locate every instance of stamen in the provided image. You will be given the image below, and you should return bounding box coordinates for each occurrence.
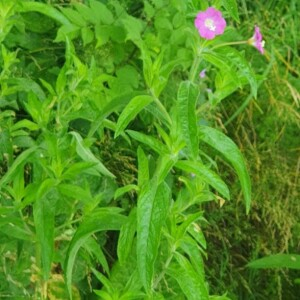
[204,19,216,31]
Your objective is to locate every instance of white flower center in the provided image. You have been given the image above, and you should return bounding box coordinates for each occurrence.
[204,18,216,31]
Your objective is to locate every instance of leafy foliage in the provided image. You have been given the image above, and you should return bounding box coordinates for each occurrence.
[1,0,297,299]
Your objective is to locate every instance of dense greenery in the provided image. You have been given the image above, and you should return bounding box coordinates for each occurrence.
[0,0,299,299]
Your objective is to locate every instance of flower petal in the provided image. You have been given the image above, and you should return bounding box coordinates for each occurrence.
[194,7,226,40]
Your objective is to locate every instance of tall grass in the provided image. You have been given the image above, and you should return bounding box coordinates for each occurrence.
[205,0,300,299]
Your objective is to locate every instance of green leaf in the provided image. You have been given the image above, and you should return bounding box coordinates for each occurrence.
[175,160,230,200]
[179,236,206,280]
[89,0,114,25]
[155,154,178,184]
[88,92,139,138]
[145,101,171,128]
[39,78,56,96]
[175,212,204,241]
[167,252,209,300]
[0,216,32,241]
[202,51,240,88]
[74,3,98,24]
[83,238,110,274]
[33,184,58,280]
[19,2,71,25]
[222,0,239,22]
[198,126,251,213]
[4,78,46,100]
[187,223,207,250]
[54,23,80,42]
[0,146,37,187]
[247,254,300,270]
[144,1,155,20]
[60,162,97,180]
[91,267,115,294]
[177,81,199,159]
[58,184,93,206]
[11,119,39,131]
[216,47,257,98]
[60,7,87,27]
[212,70,243,105]
[141,48,153,88]
[114,184,139,200]
[127,130,168,155]
[122,15,144,43]
[65,209,126,298]
[117,208,137,264]
[95,24,110,46]
[115,95,154,138]
[69,131,115,178]
[137,180,170,291]
[137,146,149,188]
[81,26,94,45]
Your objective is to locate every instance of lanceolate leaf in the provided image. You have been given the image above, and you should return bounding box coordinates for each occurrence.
[19,2,71,25]
[155,154,178,184]
[247,254,300,270]
[117,208,137,265]
[137,180,170,292]
[0,146,37,187]
[69,131,115,178]
[175,212,204,241]
[83,238,109,274]
[179,236,206,282]
[198,126,251,213]
[115,95,153,138]
[177,81,199,160]
[216,47,257,98]
[65,210,126,298]
[114,184,139,200]
[167,252,209,300]
[175,160,230,200]
[127,130,168,155]
[0,216,32,241]
[137,146,149,187]
[88,91,139,138]
[202,51,240,87]
[33,186,58,280]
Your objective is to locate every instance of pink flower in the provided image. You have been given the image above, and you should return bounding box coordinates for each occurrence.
[194,7,226,40]
[199,69,206,78]
[248,25,265,54]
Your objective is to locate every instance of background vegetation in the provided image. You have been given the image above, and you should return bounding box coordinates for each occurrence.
[205,1,300,299]
[0,0,299,299]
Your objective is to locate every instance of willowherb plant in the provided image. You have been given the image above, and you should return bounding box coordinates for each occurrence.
[0,0,266,299]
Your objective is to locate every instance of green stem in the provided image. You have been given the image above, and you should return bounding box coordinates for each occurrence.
[210,40,248,51]
[153,249,175,289]
[189,47,204,83]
